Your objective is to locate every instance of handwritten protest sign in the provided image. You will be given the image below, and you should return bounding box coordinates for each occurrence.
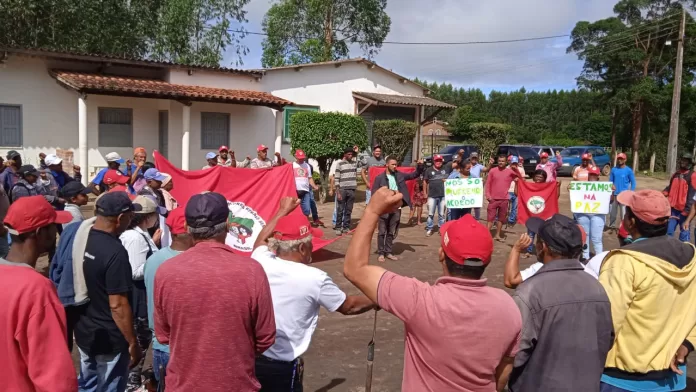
[569,181,613,214]
[445,178,483,209]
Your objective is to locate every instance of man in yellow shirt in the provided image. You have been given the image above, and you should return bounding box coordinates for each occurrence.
[599,189,696,391]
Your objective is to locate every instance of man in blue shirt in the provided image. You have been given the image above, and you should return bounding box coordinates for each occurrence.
[608,153,636,229]
[89,152,126,195]
[469,153,490,220]
[143,207,192,388]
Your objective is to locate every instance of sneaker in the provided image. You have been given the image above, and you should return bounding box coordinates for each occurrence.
[426,230,433,237]
[313,219,325,227]
[335,229,343,236]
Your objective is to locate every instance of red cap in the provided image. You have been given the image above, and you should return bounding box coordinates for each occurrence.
[577,224,587,244]
[295,149,306,159]
[166,207,187,235]
[219,145,229,152]
[433,154,444,161]
[4,196,72,234]
[617,189,671,225]
[617,153,627,160]
[273,208,322,242]
[618,222,629,239]
[104,170,128,185]
[108,185,136,200]
[440,214,493,265]
[540,152,549,158]
[582,153,591,160]
[588,166,601,175]
[257,144,269,152]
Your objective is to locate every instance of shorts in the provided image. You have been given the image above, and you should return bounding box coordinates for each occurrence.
[487,199,509,223]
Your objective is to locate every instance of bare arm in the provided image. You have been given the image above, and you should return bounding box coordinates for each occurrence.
[253,197,300,250]
[361,167,369,187]
[109,293,137,347]
[336,295,377,315]
[504,234,532,289]
[495,356,515,392]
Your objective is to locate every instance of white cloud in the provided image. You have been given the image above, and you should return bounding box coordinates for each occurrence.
[225,0,616,93]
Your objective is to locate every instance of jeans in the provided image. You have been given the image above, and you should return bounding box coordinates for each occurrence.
[378,210,401,255]
[450,208,471,221]
[508,192,518,224]
[298,191,312,217]
[576,214,605,260]
[256,356,304,392]
[473,208,480,220]
[365,188,372,205]
[426,197,446,231]
[309,190,319,221]
[608,198,625,228]
[600,382,631,392]
[527,229,535,253]
[152,349,170,383]
[78,347,130,392]
[127,317,152,391]
[335,189,355,231]
[0,232,9,258]
[667,208,691,242]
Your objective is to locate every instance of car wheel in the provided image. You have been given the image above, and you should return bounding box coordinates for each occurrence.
[602,164,611,176]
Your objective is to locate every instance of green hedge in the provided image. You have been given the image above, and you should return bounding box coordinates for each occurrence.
[289,111,368,160]
[373,119,418,164]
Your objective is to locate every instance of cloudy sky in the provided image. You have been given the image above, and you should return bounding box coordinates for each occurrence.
[223,0,617,94]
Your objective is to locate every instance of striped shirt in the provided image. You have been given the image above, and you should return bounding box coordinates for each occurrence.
[335,159,358,190]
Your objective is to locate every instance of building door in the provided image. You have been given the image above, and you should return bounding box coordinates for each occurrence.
[159,111,168,158]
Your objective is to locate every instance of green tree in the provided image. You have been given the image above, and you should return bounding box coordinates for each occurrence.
[261,0,391,67]
[469,123,511,161]
[450,106,490,140]
[290,111,368,201]
[372,119,418,164]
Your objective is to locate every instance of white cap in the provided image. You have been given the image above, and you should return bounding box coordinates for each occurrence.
[105,152,124,163]
[44,154,62,166]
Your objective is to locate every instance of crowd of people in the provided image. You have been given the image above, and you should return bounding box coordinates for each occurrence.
[3,142,696,392]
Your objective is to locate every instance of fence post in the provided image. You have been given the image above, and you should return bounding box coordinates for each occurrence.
[649,152,656,173]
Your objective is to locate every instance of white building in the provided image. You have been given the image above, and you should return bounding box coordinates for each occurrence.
[0,47,454,184]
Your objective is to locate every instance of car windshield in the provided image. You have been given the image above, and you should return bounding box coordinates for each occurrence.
[517,147,539,158]
[560,148,585,157]
[439,145,464,155]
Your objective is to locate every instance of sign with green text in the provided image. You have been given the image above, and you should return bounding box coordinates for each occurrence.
[445,178,483,209]
[569,181,613,214]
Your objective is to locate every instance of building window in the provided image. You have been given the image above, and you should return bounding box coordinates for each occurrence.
[0,105,22,147]
[201,112,230,150]
[283,106,319,143]
[98,107,133,147]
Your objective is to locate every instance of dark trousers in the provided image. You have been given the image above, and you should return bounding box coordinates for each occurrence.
[335,189,355,230]
[256,356,304,392]
[65,304,86,351]
[449,208,472,221]
[378,210,401,255]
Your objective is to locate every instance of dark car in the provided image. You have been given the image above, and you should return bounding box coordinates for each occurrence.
[424,144,478,166]
[497,144,540,174]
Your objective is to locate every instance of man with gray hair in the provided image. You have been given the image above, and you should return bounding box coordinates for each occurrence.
[154,192,275,392]
[252,197,377,391]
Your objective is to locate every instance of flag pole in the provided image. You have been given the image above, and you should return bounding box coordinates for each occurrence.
[365,309,378,392]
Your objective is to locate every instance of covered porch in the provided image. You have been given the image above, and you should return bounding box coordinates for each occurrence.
[352,91,455,162]
[51,70,292,184]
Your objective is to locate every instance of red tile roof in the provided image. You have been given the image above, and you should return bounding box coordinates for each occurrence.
[50,70,292,108]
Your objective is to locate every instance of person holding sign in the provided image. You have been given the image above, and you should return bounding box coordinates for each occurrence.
[573,167,608,261]
[485,155,521,241]
[371,157,424,262]
[572,153,596,181]
[446,159,476,221]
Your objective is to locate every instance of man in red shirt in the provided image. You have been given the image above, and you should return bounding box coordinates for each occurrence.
[485,155,521,241]
[0,196,76,392]
[344,187,522,392]
[154,192,276,392]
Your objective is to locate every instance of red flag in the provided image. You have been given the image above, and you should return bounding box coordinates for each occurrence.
[368,167,417,203]
[517,181,559,224]
[154,152,340,255]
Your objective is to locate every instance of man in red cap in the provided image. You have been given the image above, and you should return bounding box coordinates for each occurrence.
[143,207,193,388]
[251,197,376,391]
[218,145,251,168]
[599,189,696,391]
[535,150,562,183]
[344,187,522,392]
[424,154,449,236]
[572,153,596,181]
[292,149,319,220]
[508,214,613,392]
[608,152,636,230]
[0,196,77,392]
[250,144,282,169]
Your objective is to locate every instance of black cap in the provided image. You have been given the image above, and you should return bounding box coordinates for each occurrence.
[95,191,142,217]
[18,165,40,178]
[6,150,20,160]
[185,192,228,229]
[525,214,583,256]
[60,181,92,198]
[344,146,354,154]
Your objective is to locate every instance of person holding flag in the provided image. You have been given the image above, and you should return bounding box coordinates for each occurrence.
[535,151,562,183]
[218,146,250,168]
[203,152,218,169]
[251,144,281,169]
[516,170,561,258]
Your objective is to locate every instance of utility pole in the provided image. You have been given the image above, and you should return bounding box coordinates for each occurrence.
[667,8,686,174]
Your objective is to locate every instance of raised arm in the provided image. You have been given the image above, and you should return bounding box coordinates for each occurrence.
[504,234,533,289]
[403,161,425,181]
[253,197,300,250]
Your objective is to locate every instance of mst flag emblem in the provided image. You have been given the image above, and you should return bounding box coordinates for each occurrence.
[517,181,559,224]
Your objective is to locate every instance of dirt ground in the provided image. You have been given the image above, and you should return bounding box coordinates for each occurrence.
[47,175,696,391]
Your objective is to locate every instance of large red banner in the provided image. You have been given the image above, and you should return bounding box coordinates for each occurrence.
[517,181,559,224]
[154,152,339,255]
[368,167,418,204]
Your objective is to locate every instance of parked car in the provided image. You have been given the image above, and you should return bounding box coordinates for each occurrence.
[551,146,611,177]
[532,145,565,157]
[496,144,540,174]
[424,144,478,166]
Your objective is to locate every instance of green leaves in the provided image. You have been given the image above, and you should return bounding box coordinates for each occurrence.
[469,123,510,161]
[289,111,368,162]
[372,119,417,164]
[260,0,391,67]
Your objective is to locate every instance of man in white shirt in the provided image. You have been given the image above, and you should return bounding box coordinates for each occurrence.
[251,197,377,391]
[292,150,319,220]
